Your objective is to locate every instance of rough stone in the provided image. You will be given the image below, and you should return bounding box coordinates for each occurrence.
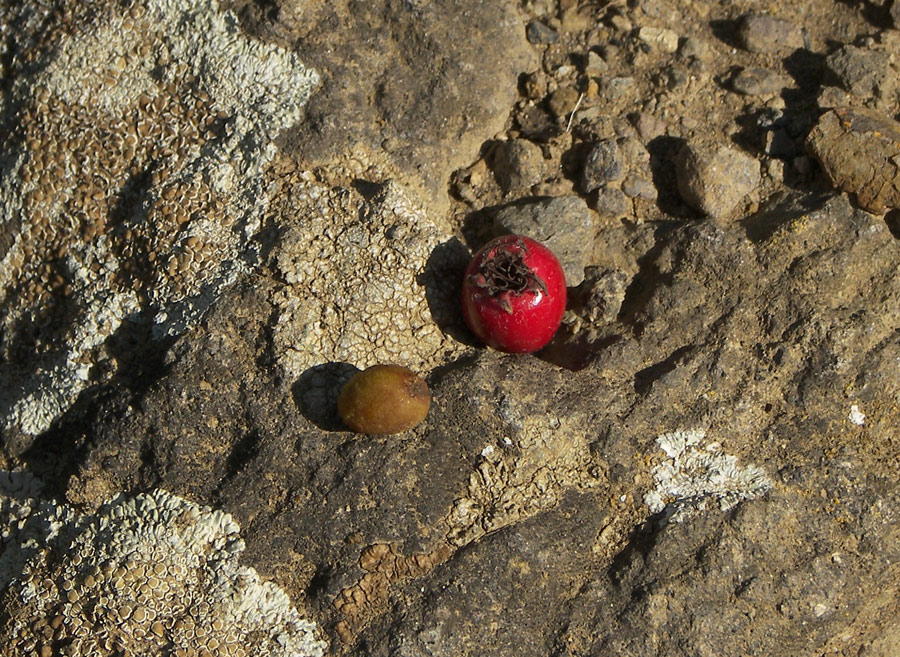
[806,107,900,214]
[731,67,790,96]
[493,196,595,286]
[281,0,536,210]
[492,139,545,193]
[736,13,805,53]
[4,2,900,656]
[582,139,625,191]
[271,180,467,380]
[635,26,679,54]
[592,186,631,217]
[60,191,900,656]
[675,142,761,218]
[0,0,320,437]
[526,19,559,44]
[826,45,895,100]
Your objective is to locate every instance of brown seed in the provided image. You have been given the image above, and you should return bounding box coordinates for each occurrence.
[337,365,431,435]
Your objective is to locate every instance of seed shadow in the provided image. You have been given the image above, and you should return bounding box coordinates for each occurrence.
[292,362,360,431]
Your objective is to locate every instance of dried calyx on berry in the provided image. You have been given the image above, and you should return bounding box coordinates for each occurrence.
[465,236,548,313]
[461,234,567,354]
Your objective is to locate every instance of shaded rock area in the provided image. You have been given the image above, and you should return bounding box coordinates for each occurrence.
[2,1,900,657]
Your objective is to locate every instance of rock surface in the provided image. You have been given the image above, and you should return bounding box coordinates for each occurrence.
[3,1,900,656]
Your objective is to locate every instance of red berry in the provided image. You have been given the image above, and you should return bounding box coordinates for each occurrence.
[461,234,567,353]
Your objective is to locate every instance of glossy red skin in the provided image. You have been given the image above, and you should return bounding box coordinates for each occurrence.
[461,235,567,353]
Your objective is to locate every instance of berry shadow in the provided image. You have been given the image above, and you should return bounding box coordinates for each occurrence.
[418,236,480,347]
[292,362,360,431]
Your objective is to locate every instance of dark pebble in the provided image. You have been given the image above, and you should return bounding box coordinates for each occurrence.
[581,139,625,192]
[731,67,789,96]
[737,13,805,53]
[527,20,559,44]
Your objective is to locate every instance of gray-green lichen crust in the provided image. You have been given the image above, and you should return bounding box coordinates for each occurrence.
[0,0,319,435]
[0,472,326,656]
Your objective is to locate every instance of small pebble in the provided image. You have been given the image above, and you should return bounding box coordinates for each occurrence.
[635,26,679,53]
[603,77,636,100]
[582,139,625,192]
[665,65,689,90]
[493,196,595,285]
[736,13,805,53]
[592,187,629,218]
[492,139,544,192]
[731,67,789,96]
[618,136,651,170]
[608,13,632,32]
[675,142,761,219]
[632,112,667,142]
[522,71,549,100]
[579,267,629,323]
[584,51,609,76]
[526,19,559,44]
[765,158,784,181]
[679,36,710,61]
[621,175,657,201]
[547,87,581,120]
[515,104,558,142]
[817,86,851,109]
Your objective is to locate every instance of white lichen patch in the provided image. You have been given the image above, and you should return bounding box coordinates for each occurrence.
[643,428,773,523]
[273,179,467,379]
[848,404,865,426]
[0,0,319,435]
[0,474,326,657]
